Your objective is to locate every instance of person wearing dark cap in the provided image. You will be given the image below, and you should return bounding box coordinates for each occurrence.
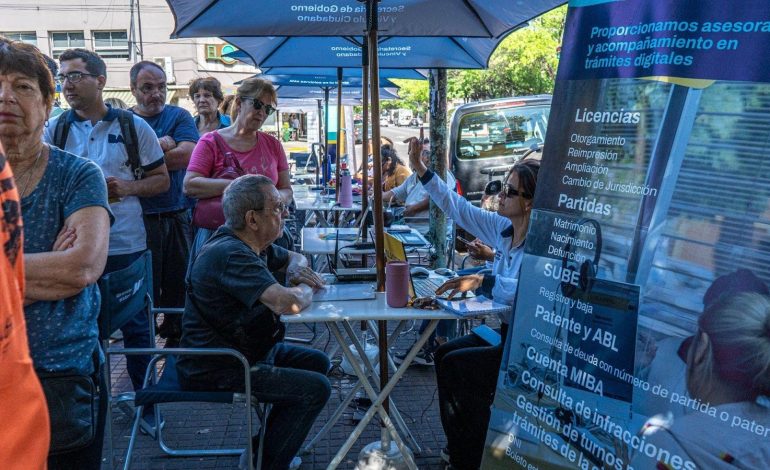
[631,292,770,469]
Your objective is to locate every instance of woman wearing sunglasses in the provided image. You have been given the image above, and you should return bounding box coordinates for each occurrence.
[406,137,539,470]
[184,78,292,251]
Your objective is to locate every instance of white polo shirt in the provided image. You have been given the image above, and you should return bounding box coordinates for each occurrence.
[44,106,165,256]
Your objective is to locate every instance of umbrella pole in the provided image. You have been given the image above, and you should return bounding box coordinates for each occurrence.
[361,39,370,243]
[368,8,385,294]
[324,87,330,187]
[336,67,343,199]
[315,99,323,188]
[335,67,344,227]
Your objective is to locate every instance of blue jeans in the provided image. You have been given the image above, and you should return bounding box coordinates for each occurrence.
[104,251,152,392]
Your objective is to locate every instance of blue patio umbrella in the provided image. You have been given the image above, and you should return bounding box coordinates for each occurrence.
[259,66,426,80]
[222,35,505,70]
[167,0,563,39]
[258,74,397,89]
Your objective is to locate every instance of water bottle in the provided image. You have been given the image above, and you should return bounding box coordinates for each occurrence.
[339,159,353,208]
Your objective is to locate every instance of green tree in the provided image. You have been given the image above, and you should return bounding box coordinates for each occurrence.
[448,5,566,101]
[388,78,429,117]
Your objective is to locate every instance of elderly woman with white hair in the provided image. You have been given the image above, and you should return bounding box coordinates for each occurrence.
[631,292,770,469]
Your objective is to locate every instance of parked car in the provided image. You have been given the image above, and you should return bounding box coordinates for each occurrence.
[450,95,551,202]
[379,117,389,127]
[410,116,424,127]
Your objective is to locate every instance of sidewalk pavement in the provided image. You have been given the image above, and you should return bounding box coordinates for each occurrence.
[102,320,455,469]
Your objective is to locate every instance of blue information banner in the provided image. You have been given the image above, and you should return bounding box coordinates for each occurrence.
[482,1,770,470]
[560,0,770,82]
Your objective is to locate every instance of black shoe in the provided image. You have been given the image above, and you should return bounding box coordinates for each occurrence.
[393,347,434,366]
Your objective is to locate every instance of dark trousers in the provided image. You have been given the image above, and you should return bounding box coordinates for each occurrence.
[435,324,507,470]
[47,362,109,470]
[144,211,192,346]
[104,251,151,391]
[183,343,331,470]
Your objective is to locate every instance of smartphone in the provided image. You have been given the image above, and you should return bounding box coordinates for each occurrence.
[457,236,472,246]
[472,324,501,346]
[419,126,424,141]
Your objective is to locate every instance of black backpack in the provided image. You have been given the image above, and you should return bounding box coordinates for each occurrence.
[53,108,143,179]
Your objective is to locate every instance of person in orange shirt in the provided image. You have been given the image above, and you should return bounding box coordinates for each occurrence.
[381,146,411,192]
[0,148,50,468]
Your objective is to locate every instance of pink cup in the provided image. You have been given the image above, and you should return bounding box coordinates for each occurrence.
[386,261,410,308]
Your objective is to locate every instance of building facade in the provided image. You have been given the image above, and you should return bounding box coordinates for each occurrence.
[0,0,257,110]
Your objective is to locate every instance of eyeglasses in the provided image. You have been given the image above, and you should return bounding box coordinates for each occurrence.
[241,97,276,116]
[138,83,167,95]
[55,71,99,84]
[260,201,287,215]
[500,183,532,200]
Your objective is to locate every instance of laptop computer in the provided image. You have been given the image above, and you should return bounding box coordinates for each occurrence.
[331,217,377,282]
[383,233,468,300]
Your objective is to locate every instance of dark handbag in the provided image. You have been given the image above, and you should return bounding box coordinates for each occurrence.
[39,372,98,454]
[192,131,246,229]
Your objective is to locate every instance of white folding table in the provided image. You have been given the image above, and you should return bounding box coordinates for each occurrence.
[282,293,463,470]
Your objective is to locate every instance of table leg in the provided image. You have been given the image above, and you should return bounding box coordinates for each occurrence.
[359,319,442,454]
[313,209,331,227]
[328,322,417,470]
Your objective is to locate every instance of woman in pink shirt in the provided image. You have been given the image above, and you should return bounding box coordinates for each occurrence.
[184,78,293,252]
[185,77,292,204]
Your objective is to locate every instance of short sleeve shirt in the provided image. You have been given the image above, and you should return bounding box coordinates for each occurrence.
[187,131,289,185]
[194,112,231,132]
[43,106,165,255]
[22,147,111,374]
[132,105,198,213]
[0,153,50,470]
[178,227,290,383]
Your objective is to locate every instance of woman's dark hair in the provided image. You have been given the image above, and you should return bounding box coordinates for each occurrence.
[510,158,540,200]
[381,146,403,175]
[189,77,225,103]
[220,94,236,116]
[0,37,55,110]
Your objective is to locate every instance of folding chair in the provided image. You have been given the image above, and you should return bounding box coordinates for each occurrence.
[98,252,269,470]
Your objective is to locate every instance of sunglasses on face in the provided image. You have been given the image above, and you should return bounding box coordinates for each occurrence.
[55,71,99,84]
[500,183,533,200]
[242,97,276,116]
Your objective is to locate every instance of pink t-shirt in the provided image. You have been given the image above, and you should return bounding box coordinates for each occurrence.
[188,131,289,184]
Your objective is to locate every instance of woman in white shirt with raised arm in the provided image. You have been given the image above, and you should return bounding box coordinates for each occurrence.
[405,137,540,470]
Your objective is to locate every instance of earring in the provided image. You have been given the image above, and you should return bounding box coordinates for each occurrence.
[44,119,50,128]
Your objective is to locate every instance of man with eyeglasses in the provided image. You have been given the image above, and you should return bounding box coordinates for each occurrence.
[128,61,198,348]
[44,48,169,434]
[178,174,329,470]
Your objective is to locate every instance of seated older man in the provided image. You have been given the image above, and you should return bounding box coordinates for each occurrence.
[177,174,330,470]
